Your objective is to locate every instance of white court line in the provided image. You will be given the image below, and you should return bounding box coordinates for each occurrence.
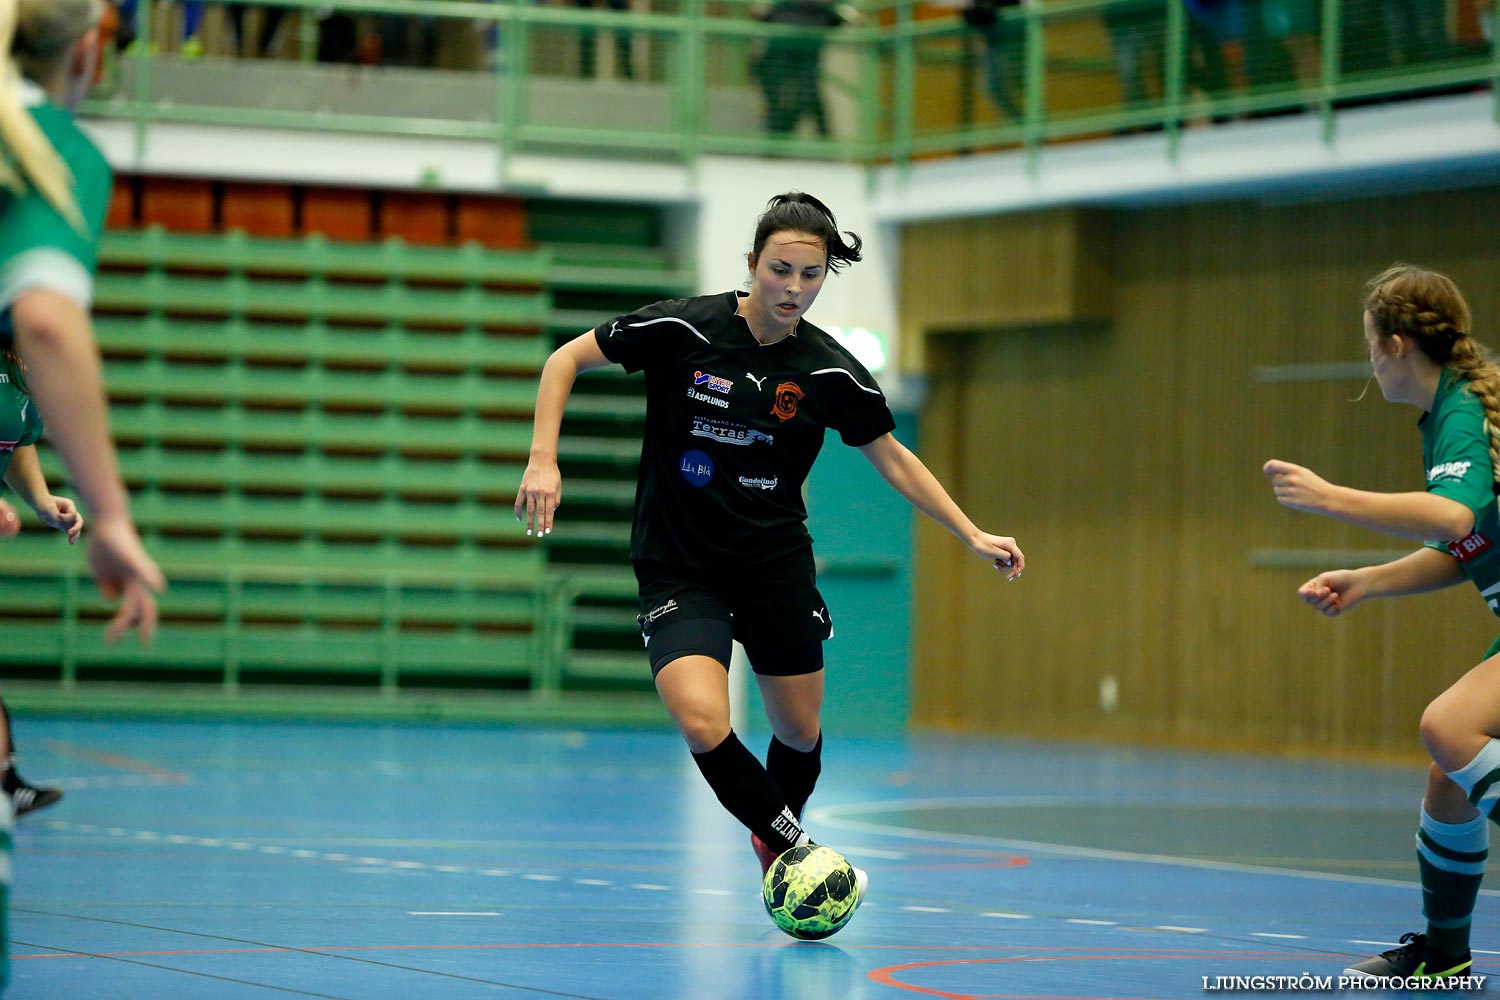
[806,798,1500,893]
[409,912,500,917]
[1067,919,1117,926]
[1154,925,1207,934]
[902,906,950,913]
[1251,933,1308,940]
[982,912,1032,919]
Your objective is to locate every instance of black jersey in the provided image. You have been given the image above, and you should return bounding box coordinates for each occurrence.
[595,291,896,569]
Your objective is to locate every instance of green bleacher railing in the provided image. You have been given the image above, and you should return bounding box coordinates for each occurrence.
[82,0,1500,171]
[2,228,682,717]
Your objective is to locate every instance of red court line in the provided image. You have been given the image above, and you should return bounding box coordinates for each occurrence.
[903,850,1031,872]
[42,740,189,783]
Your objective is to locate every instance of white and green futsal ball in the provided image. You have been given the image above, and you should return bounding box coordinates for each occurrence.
[762,844,859,940]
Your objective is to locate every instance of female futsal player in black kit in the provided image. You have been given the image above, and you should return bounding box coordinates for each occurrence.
[517,192,1026,904]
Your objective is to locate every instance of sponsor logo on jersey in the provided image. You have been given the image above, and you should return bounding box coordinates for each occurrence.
[1449,531,1494,562]
[679,449,714,488]
[643,599,679,624]
[772,382,804,422]
[691,418,773,447]
[1430,460,1474,482]
[738,476,778,491]
[0,373,8,383]
[693,371,734,394]
[687,387,730,409]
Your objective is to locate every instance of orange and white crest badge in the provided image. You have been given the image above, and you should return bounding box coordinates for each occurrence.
[772,382,804,422]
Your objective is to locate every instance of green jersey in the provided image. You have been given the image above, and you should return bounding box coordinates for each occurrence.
[1420,368,1500,617]
[0,364,41,483]
[0,81,112,486]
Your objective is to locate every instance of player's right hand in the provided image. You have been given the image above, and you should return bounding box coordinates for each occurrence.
[515,459,562,537]
[971,532,1025,582]
[1296,569,1364,617]
[86,517,166,645]
[0,499,18,538]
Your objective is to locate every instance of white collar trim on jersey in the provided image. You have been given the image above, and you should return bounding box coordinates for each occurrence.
[18,79,45,108]
[733,290,799,345]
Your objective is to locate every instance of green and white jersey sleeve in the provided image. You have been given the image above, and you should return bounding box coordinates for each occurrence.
[1420,369,1500,617]
[0,81,112,321]
[1421,371,1495,519]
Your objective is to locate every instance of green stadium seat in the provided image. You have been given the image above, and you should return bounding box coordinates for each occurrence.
[4,219,692,717]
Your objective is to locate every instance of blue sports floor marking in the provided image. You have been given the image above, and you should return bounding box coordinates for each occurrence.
[8,718,1494,999]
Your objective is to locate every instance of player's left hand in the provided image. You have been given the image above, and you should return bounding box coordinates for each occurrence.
[0,499,18,538]
[1263,459,1335,515]
[35,494,84,544]
[971,532,1024,582]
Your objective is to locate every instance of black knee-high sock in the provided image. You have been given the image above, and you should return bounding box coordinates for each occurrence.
[692,731,807,854]
[767,733,822,820]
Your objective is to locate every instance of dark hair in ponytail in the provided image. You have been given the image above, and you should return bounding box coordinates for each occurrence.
[749,192,863,275]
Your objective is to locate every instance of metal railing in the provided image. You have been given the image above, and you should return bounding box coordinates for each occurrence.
[86,0,1500,170]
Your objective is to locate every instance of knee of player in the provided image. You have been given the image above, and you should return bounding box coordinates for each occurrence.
[1418,700,1471,768]
[674,710,732,752]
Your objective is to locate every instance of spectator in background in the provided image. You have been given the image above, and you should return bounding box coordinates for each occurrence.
[576,0,634,80]
[1184,0,1231,110]
[113,0,283,58]
[1102,0,1165,110]
[381,10,439,67]
[1239,0,1300,97]
[752,0,844,137]
[227,3,285,58]
[962,0,1024,121]
[1383,0,1451,66]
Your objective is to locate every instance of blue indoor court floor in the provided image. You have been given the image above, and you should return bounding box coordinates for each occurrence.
[6,715,1497,999]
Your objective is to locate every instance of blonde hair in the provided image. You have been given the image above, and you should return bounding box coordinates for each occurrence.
[1364,263,1500,488]
[0,0,101,231]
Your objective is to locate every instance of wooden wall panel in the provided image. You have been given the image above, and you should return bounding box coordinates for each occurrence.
[900,208,1111,369]
[906,187,1500,756]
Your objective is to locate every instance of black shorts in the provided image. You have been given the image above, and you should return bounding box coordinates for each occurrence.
[634,553,832,677]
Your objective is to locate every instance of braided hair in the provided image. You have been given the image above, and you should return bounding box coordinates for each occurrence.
[1364,263,1500,489]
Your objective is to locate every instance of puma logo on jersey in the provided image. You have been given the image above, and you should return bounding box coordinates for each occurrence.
[745,373,766,390]
[812,608,827,624]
